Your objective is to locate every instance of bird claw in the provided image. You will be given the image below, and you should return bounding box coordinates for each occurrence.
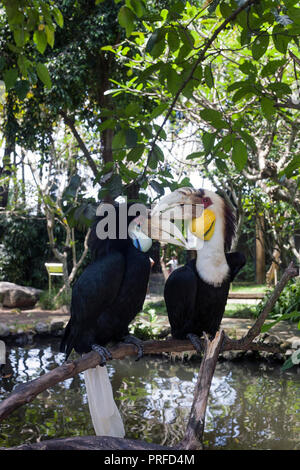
[92,344,112,366]
[122,335,144,361]
[187,333,204,354]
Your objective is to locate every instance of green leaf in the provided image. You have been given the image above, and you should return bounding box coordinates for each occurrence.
[107,174,123,199]
[125,128,138,148]
[251,34,269,60]
[152,144,164,162]
[33,30,47,54]
[127,144,145,162]
[232,139,248,171]
[45,25,55,48]
[279,155,300,178]
[36,63,52,89]
[168,28,180,52]
[261,59,286,78]
[3,68,18,90]
[239,130,257,152]
[53,7,64,28]
[99,119,115,131]
[186,151,204,160]
[221,134,233,152]
[232,85,255,103]
[202,132,216,155]
[62,175,81,201]
[215,158,228,173]
[146,30,160,53]
[112,129,126,150]
[287,7,300,24]
[13,27,28,47]
[204,64,214,89]
[267,82,292,98]
[261,96,276,120]
[281,357,294,371]
[148,152,158,169]
[14,79,30,100]
[150,39,166,59]
[200,108,229,130]
[150,180,165,195]
[149,102,168,120]
[118,6,135,37]
[272,25,290,53]
[125,102,140,117]
[127,0,145,18]
[239,61,257,76]
[167,67,181,96]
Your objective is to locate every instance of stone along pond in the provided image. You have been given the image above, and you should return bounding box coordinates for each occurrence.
[0,338,299,450]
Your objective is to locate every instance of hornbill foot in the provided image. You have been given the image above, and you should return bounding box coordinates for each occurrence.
[122,335,144,361]
[91,344,112,367]
[186,333,204,354]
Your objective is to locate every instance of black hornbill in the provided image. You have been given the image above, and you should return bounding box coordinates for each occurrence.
[60,202,153,437]
[150,187,246,352]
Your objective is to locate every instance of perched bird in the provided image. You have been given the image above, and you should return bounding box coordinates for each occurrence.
[151,187,246,352]
[60,202,153,437]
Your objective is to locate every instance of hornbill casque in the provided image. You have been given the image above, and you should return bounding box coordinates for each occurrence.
[60,202,154,438]
[150,187,246,353]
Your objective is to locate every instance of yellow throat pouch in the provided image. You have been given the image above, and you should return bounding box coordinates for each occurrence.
[189,208,216,241]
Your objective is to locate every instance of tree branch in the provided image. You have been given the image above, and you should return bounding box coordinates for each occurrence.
[0,260,296,425]
[227,261,298,350]
[178,330,225,450]
[0,335,286,423]
[61,112,98,178]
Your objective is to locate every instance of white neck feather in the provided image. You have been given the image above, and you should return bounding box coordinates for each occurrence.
[195,212,229,287]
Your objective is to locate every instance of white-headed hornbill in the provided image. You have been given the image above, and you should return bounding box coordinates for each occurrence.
[150,187,246,352]
[60,202,153,438]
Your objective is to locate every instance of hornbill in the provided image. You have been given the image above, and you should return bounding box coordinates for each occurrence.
[60,202,153,438]
[150,187,246,352]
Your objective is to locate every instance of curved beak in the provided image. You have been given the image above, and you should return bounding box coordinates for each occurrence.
[135,210,187,249]
[150,187,204,220]
[148,188,205,249]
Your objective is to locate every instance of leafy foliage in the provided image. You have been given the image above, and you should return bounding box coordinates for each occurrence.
[255,278,300,331]
[0,214,91,289]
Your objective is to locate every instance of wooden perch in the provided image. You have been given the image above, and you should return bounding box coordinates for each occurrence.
[0,335,284,423]
[3,435,173,451]
[178,330,225,450]
[0,262,297,450]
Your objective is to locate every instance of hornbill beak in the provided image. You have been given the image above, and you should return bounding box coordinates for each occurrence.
[132,209,187,249]
[149,187,217,248]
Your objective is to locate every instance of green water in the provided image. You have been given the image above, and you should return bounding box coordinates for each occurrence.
[0,339,299,450]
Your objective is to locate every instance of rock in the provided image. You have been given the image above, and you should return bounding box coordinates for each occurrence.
[0,282,42,309]
[289,336,300,350]
[262,334,281,345]
[221,350,244,361]
[0,323,10,337]
[50,321,65,336]
[34,322,49,335]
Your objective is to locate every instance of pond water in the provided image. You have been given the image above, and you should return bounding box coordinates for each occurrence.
[0,339,299,450]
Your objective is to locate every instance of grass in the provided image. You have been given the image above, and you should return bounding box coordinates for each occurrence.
[143,298,258,320]
[37,288,71,310]
[224,303,257,319]
[230,283,267,294]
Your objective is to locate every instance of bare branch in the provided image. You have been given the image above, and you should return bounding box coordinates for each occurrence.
[178,330,225,450]
[61,112,98,178]
[227,262,298,349]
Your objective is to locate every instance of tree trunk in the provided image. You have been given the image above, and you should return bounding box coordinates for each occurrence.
[0,96,16,209]
[256,214,265,284]
[266,245,280,287]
